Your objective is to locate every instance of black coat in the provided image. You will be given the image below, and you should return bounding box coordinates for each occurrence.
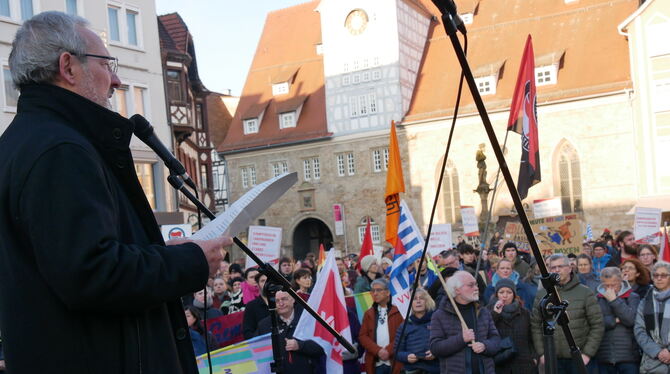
[243,296,269,339]
[488,301,536,374]
[0,84,210,373]
[257,307,324,373]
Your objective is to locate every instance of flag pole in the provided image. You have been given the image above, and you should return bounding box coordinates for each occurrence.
[426,256,473,341]
[475,130,510,277]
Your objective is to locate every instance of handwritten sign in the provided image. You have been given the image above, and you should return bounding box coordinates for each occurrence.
[246,226,282,269]
[205,311,244,348]
[530,214,584,255]
[461,206,480,237]
[427,224,452,256]
[634,207,662,245]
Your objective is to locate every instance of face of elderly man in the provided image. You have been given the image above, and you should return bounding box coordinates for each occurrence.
[454,272,479,303]
[70,27,121,108]
[548,256,572,285]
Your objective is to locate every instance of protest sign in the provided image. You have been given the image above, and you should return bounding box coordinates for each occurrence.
[532,198,562,219]
[245,226,282,269]
[197,333,272,374]
[205,311,244,348]
[503,222,531,253]
[461,206,480,236]
[427,224,452,256]
[530,213,583,255]
[634,207,662,245]
[160,224,191,242]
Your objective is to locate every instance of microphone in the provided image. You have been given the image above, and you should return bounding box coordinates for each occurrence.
[432,0,467,35]
[130,114,197,190]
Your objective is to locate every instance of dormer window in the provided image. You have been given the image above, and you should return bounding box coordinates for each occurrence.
[460,13,473,25]
[272,82,289,96]
[279,111,296,129]
[535,65,558,86]
[475,76,497,95]
[243,118,259,134]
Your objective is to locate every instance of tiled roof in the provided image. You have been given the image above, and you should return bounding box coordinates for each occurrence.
[404,0,637,122]
[219,1,330,153]
[157,13,190,54]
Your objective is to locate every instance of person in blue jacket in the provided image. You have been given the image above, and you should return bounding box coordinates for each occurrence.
[394,288,440,373]
[484,259,534,309]
[591,242,612,277]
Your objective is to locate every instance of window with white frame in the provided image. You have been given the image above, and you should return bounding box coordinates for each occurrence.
[342,75,351,86]
[368,93,377,114]
[243,118,259,134]
[352,74,361,84]
[240,165,256,189]
[349,93,377,118]
[460,13,473,25]
[372,69,382,80]
[271,161,288,177]
[362,71,371,82]
[475,76,496,95]
[556,142,582,213]
[535,65,558,86]
[303,159,312,181]
[0,0,9,17]
[336,154,345,176]
[66,0,78,15]
[358,218,381,244]
[134,162,156,209]
[312,158,320,179]
[279,111,296,129]
[652,80,670,113]
[0,0,33,21]
[347,152,355,175]
[272,82,289,96]
[107,3,142,48]
[111,83,148,118]
[441,160,461,223]
[2,64,19,111]
[372,147,389,172]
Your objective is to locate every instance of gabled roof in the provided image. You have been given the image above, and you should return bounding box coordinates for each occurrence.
[219,1,330,153]
[404,0,637,123]
[158,13,190,54]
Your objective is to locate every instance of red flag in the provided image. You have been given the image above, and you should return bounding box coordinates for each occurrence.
[293,250,351,374]
[356,217,373,271]
[318,243,326,270]
[661,228,670,263]
[507,35,540,200]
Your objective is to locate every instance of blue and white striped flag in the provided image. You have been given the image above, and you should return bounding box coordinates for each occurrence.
[389,200,425,317]
[586,223,593,241]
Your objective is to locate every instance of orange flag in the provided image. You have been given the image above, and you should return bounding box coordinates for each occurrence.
[385,121,405,245]
[318,243,326,270]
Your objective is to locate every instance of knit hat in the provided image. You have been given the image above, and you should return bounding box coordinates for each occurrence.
[360,255,377,273]
[495,278,516,297]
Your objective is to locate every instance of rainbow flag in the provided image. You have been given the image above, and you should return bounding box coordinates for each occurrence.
[345,292,373,324]
[196,333,272,374]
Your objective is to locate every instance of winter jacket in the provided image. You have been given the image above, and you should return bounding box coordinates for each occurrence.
[634,288,670,373]
[594,282,640,364]
[483,272,535,310]
[257,307,324,373]
[530,272,604,359]
[592,254,612,276]
[578,272,600,292]
[0,84,209,373]
[393,311,440,373]
[359,304,404,374]
[488,300,535,374]
[242,296,269,339]
[354,273,373,293]
[513,256,531,278]
[430,299,500,373]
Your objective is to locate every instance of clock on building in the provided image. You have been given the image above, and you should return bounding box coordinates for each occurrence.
[345,9,368,35]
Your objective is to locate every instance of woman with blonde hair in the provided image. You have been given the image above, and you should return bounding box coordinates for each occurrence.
[393,288,440,373]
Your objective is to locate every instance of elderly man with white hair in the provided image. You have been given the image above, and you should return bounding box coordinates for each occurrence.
[430,270,500,373]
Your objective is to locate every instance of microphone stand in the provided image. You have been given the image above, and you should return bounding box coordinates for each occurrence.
[431,1,587,373]
[166,173,355,373]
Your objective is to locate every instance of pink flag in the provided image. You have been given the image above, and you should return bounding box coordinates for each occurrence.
[293,250,352,374]
[661,227,670,263]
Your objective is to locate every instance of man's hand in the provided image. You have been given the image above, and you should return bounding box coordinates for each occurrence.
[462,328,475,343]
[469,342,486,354]
[0,360,5,370]
[658,349,670,364]
[407,353,418,363]
[604,287,617,302]
[285,338,299,351]
[539,355,545,366]
[493,300,504,314]
[192,236,232,276]
[581,354,590,365]
[378,348,390,361]
[425,350,435,360]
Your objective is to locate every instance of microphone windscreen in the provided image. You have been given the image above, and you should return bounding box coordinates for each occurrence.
[130,114,153,141]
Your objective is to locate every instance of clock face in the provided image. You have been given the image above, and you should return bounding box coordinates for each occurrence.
[345,9,368,36]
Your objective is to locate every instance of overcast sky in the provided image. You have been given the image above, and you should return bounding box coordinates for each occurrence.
[155,0,309,97]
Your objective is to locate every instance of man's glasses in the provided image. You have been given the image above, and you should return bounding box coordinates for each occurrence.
[371,288,387,293]
[74,53,118,74]
[652,273,670,279]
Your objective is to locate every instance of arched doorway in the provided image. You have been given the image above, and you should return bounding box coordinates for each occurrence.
[292,218,333,260]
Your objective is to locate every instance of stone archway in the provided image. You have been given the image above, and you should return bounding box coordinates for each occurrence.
[292,218,334,261]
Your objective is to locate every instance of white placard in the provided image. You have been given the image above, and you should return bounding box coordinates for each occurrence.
[245,226,282,269]
[161,224,192,242]
[427,224,452,257]
[634,207,662,245]
[461,206,480,236]
[332,204,344,236]
[533,197,563,219]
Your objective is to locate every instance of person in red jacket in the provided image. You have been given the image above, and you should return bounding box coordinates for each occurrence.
[359,278,404,374]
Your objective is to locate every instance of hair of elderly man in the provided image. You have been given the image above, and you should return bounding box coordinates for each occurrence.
[413,287,436,313]
[445,270,472,297]
[652,261,670,275]
[371,277,389,290]
[9,11,90,88]
[600,266,622,280]
[547,253,569,266]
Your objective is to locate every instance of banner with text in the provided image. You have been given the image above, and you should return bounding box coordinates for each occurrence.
[333,204,345,236]
[461,206,480,237]
[427,224,453,256]
[530,214,583,255]
[533,198,563,219]
[205,311,244,348]
[634,207,662,245]
[246,226,282,269]
[503,222,531,254]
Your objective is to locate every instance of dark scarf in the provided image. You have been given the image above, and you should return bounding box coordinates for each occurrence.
[500,301,520,320]
[643,288,670,346]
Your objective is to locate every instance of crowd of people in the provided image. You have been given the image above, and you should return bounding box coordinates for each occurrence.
[183,229,670,374]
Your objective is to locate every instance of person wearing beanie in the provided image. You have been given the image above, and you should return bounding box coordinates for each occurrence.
[483,259,534,309]
[355,255,379,293]
[502,242,530,278]
[488,278,535,373]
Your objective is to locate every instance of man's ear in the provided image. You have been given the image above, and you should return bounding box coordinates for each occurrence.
[56,52,79,86]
